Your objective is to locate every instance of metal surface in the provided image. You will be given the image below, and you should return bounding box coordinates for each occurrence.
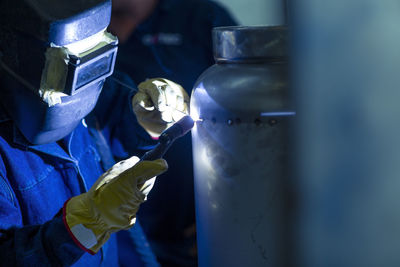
[213,26,287,63]
[191,26,291,267]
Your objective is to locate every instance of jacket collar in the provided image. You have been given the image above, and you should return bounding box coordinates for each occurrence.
[12,124,75,162]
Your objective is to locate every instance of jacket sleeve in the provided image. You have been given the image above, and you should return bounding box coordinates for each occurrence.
[0,174,84,266]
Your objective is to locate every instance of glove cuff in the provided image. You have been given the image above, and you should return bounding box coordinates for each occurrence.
[62,198,97,255]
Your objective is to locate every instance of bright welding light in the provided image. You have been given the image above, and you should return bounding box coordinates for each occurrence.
[261,111,296,117]
[188,105,203,125]
[190,82,209,123]
[189,104,200,122]
[200,148,213,171]
[172,109,201,124]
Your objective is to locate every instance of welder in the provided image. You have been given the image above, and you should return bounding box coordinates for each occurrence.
[0,0,189,266]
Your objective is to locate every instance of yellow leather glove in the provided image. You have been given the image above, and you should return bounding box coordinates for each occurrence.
[132,78,190,138]
[63,156,168,254]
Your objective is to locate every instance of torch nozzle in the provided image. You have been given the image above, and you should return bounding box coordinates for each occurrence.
[140,115,194,161]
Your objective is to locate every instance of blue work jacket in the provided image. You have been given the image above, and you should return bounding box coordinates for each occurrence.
[114,0,237,265]
[0,73,156,266]
[0,117,118,266]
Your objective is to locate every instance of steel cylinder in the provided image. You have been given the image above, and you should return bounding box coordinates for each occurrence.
[191,26,291,267]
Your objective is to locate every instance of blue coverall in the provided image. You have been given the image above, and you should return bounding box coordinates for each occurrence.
[114,0,237,265]
[0,72,157,266]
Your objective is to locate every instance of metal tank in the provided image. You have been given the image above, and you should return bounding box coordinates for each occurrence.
[191,26,292,267]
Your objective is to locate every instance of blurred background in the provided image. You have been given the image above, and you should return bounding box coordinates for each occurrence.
[290,1,400,266]
[200,0,400,266]
[214,0,285,25]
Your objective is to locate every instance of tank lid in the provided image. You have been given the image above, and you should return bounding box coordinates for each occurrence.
[213,25,288,63]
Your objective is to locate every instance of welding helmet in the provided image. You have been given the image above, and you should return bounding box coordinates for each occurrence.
[0,0,118,144]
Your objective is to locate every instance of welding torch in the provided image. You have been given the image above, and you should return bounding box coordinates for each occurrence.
[140,115,195,161]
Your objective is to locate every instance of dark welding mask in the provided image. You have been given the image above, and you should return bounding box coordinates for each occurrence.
[0,0,118,144]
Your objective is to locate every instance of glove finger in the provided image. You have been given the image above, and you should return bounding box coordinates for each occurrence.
[118,203,141,221]
[109,156,140,176]
[122,158,168,186]
[171,95,187,122]
[132,103,156,120]
[151,80,173,123]
[175,94,185,113]
[162,80,183,123]
[164,79,189,102]
[160,109,173,123]
[132,92,155,111]
[171,109,186,122]
[138,177,156,200]
[138,79,165,112]
[92,156,140,191]
[164,84,177,111]
[153,81,168,113]
[164,79,190,116]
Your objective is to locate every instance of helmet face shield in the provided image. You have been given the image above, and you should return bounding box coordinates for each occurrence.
[65,42,117,95]
[38,31,118,104]
[0,0,118,144]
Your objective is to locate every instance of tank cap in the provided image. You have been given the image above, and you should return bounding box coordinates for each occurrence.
[213,25,288,63]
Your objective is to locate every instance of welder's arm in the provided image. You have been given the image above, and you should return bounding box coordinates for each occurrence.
[132,78,190,138]
[0,157,166,265]
[0,176,85,265]
[63,156,168,254]
[0,216,84,265]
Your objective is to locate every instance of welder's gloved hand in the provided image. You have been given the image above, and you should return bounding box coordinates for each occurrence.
[63,156,168,254]
[132,78,190,138]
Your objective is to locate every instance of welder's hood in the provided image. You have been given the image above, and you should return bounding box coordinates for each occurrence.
[0,0,118,144]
